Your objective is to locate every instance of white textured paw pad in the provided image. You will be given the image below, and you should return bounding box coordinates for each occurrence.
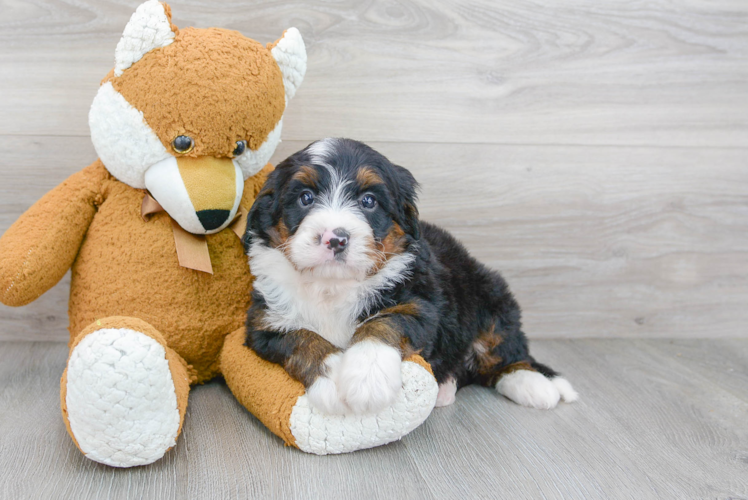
[289,360,438,455]
[496,370,561,410]
[65,328,181,467]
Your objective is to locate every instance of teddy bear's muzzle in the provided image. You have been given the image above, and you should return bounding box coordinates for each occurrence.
[144,156,244,235]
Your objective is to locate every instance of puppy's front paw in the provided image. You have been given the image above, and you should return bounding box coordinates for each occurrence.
[338,340,402,414]
[306,353,348,415]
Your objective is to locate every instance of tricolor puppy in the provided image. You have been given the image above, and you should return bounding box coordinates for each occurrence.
[244,138,578,414]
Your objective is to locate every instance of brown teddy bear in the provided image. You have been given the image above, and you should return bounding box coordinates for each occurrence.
[0,1,437,467]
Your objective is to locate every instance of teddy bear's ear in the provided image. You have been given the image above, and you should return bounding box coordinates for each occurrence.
[269,28,307,101]
[113,0,177,77]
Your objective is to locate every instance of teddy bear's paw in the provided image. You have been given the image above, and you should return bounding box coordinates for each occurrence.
[288,358,438,455]
[64,328,181,467]
[306,353,348,415]
[337,340,403,415]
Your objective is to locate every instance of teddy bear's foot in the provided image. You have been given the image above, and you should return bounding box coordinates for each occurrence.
[61,317,191,467]
[290,358,437,454]
[221,328,439,455]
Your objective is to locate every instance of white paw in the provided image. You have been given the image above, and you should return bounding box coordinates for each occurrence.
[65,328,181,467]
[496,370,560,410]
[338,340,402,414]
[552,376,579,403]
[306,353,348,415]
[435,377,457,407]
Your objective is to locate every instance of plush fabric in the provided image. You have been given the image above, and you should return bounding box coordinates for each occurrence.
[221,329,438,454]
[107,27,286,156]
[60,317,191,467]
[0,0,437,467]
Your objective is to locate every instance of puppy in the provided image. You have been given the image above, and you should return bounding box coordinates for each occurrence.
[244,138,578,414]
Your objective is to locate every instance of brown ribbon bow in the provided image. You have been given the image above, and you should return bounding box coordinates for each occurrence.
[141,193,248,274]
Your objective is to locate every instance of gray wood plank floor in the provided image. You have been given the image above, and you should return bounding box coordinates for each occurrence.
[0,339,745,499]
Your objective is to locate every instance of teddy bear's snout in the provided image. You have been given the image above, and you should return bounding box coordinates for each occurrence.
[144,156,243,235]
[197,209,231,231]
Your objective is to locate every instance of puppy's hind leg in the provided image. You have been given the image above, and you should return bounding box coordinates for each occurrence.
[529,358,579,404]
[470,326,577,409]
[435,377,457,407]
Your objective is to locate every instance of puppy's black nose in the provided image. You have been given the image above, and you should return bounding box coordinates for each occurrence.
[327,227,350,254]
[197,209,231,231]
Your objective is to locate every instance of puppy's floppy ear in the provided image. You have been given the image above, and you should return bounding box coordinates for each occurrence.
[391,163,421,241]
[244,172,280,253]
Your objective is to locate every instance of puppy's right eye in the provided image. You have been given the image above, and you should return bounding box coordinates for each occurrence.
[299,191,315,207]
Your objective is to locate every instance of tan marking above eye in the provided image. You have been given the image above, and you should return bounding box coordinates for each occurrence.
[356,166,384,189]
[292,165,319,187]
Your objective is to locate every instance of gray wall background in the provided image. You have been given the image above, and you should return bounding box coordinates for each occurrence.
[1,0,746,340]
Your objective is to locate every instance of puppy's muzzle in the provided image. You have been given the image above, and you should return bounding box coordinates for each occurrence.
[322,227,350,255]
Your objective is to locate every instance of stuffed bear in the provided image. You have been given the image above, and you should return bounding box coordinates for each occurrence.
[0,0,437,467]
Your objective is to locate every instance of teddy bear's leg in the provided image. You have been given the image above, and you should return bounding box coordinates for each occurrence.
[60,317,191,467]
[220,328,439,455]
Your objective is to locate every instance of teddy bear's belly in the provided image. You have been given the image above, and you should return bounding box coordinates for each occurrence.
[68,187,252,383]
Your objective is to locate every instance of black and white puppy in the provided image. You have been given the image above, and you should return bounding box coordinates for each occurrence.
[244,138,578,414]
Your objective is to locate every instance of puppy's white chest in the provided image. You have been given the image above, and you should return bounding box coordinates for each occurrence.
[260,274,361,349]
[250,245,415,349]
[293,279,359,347]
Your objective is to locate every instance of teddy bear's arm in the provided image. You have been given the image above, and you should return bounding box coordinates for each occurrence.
[0,161,109,307]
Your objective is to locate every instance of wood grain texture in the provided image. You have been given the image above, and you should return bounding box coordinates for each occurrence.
[0,339,745,499]
[1,0,747,341]
[1,0,747,146]
[2,136,746,340]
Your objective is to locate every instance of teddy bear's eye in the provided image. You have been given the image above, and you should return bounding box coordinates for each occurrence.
[172,135,194,154]
[233,140,247,157]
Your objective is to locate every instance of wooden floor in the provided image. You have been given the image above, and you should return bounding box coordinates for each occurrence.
[0,339,745,499]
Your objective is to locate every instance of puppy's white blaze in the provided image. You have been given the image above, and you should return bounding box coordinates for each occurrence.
[552,376,579,403]
[288,205,372,273]
[318,172,355,213]
[338,340,402,414]
[307,139,353,211]
[435,377,457,408]
[307,138,338,165]
[249,242,414,349]
[306,353,347,414]
[495,370,560,410]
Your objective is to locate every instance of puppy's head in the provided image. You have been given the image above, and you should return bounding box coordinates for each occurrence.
[246,138,420,279]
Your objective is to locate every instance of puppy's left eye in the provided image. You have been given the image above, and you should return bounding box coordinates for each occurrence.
[233,140,247,157]
[300,190,315,207]
[360,193,377,209]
